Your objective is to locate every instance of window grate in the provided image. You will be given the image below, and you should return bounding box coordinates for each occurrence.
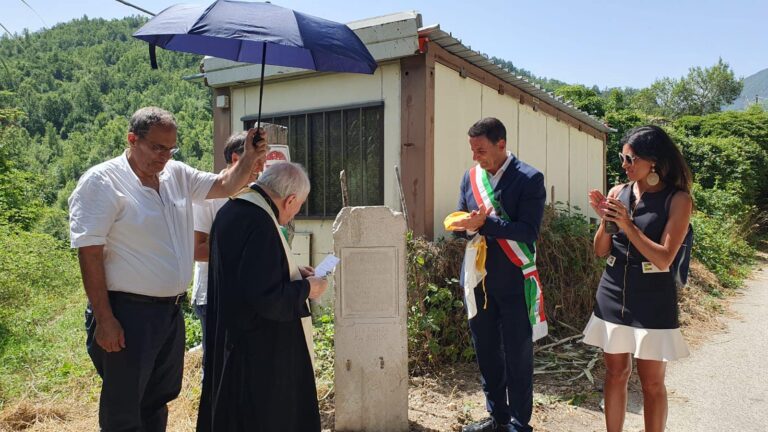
[245,103,384,218]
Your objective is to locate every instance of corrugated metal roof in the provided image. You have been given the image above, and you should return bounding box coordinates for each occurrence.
[424,27,614,134]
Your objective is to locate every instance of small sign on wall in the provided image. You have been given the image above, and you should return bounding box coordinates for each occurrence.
[260,122,290,169]
[265,144,291,169]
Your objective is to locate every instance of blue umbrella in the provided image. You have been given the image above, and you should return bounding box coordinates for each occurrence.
[133,0,377,133]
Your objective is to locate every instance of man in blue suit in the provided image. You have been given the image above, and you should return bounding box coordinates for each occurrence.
[452,118,547,432]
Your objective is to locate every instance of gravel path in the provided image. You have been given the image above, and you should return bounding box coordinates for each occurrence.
[531,264,768,432]
[665,264,768,431]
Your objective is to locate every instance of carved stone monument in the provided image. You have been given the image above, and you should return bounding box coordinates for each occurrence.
[333,206,408,432]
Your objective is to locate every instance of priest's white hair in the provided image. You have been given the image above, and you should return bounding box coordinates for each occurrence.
[256,162,310,199]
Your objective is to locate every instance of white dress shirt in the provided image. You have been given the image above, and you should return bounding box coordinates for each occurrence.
[490,151,514,188]
[191,197,228,305]
[69,151,217,297]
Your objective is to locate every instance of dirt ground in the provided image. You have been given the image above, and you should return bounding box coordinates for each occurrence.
[0,260,738,432]
[0,319,729,432]
[0,339,614,432]
[0,321,726,432]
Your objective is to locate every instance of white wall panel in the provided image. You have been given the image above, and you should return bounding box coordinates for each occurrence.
[433,63,482,237]
[545,118,570,205]
[569,128,590,216]
[481,85,519,155]
[517,104,547,175]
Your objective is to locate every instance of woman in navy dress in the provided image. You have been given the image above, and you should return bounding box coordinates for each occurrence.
[583,126,693,432]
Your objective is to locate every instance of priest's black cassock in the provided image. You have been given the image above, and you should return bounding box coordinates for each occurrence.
[196,185,320,432]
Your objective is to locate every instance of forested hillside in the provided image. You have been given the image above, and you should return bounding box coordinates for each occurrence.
[0,16,212,241]
[0,17,213,402]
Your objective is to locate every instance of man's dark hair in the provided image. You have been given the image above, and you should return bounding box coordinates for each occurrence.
[223,131,248,164]
[128,107,177,138]
[468,117,506,144]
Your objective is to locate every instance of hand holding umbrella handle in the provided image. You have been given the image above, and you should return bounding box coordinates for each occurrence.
[243,128,268,168]
[250,127,267,146]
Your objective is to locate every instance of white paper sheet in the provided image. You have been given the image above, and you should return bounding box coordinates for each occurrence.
[314,254,340,278]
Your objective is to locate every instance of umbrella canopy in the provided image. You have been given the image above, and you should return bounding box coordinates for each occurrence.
[133,0,377,74]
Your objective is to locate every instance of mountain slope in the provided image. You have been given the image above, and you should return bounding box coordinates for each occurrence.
[725,67,768,110]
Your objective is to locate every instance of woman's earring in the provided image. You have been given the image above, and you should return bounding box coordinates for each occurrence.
[647,165,660,186]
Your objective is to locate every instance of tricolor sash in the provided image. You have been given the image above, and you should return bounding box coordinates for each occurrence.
[469,166,548,341]
[233,188,316,367]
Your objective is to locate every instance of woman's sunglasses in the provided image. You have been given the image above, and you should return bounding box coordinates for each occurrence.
[617,152,641,165]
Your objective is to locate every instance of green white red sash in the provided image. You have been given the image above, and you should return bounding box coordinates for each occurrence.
[469,165,548,341]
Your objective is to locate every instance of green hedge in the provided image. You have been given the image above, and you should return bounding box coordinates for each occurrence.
[690,212,753,289]
[680,135,768,203]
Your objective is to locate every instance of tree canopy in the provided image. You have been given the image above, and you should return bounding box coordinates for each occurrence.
[0,16,212,239]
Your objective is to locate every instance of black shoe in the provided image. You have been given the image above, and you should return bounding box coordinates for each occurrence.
[462,417,495,432]
[500,419,533,432]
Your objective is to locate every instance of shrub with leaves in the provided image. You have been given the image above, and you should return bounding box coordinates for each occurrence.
[692,183,754,222]
[406,234,473,372]
[680,135,768,203]
[690,212,754,289]
[312,310,335,390]
[536,204,605,328]
[406,204,605,372]
[183,306,203,350]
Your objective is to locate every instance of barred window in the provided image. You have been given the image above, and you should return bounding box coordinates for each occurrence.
[245,103,384,218]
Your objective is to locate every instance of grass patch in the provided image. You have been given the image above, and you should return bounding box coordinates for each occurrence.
[0,225,96,407]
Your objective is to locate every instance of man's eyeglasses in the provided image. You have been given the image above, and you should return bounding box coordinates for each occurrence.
[144,140,180,156]
[617,152,640,165]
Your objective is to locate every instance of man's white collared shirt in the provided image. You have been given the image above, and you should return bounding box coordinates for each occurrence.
[69,151,217,297]
[490,151,514,188]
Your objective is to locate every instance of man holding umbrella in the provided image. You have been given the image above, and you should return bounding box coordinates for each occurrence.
[69,106,267,432]
[123,3,377,430]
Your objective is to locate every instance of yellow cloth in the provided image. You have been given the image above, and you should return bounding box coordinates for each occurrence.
[443,212,489,313]
[443,212,486,273]
[443,211,470,231]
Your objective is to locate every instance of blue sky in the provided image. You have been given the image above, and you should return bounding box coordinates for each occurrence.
[3,0,766,89]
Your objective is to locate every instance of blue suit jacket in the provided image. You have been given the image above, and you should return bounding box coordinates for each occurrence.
[457,155,546,294]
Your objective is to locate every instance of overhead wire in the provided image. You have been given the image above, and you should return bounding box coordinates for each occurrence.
[114,0,156,17]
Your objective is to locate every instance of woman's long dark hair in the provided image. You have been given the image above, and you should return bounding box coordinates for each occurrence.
[621,125,692,193]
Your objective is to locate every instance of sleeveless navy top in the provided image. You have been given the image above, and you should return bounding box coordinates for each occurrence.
[593,184,680,329]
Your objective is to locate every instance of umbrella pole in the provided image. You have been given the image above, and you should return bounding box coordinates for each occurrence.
[255,43,267,139]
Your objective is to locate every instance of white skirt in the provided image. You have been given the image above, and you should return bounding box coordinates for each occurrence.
[582,313,690,362]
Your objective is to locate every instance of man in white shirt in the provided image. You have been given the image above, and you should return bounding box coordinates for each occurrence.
[68,107,267,432]
[191,131,253,367]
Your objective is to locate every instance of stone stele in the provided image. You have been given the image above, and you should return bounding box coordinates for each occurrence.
[332,206,408,432]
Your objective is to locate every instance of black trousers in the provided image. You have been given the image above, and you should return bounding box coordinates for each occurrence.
[86,295,185,432]
[468,284,533,431]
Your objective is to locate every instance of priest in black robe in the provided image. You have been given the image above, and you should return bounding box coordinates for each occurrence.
[197,162,328,432]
